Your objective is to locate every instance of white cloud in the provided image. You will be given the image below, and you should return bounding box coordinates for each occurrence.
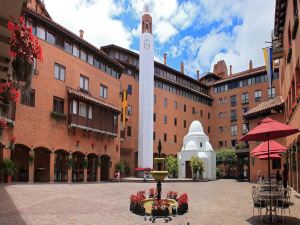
[44,0,132,49]
[155,21,178,43]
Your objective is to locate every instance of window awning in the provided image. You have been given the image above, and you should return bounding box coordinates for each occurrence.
[67,87,121,113]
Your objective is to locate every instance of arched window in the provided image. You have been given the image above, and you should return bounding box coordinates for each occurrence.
[200,142,203,148]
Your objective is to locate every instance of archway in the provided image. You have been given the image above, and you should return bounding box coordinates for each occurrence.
[100,154,110,181]
[54,149,69,182]
[34,147,51,182]
[87,153,98,182]
[72,151,84,182]
[11,144,30,182]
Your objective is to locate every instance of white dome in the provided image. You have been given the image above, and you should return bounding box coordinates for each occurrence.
[188,120,204,134]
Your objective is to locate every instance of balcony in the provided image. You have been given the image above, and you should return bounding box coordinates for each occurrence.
[231,117,237,122]
[272,30,284,60]
[242,100,249,105]
[231,102,237,107]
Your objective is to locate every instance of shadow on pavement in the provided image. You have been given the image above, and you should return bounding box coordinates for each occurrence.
[247,215,300,225]
[0,184,26,225]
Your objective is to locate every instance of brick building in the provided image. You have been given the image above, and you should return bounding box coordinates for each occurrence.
[1,0,298,187]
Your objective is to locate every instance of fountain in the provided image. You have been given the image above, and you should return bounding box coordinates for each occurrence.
[130,140,188,222]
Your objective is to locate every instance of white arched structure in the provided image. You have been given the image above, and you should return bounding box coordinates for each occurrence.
[177,120,216,180]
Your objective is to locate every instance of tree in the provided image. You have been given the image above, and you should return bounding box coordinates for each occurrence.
[115,160,126,175]
[216,149,237,177]
[165,155,178,178]
[190,156,204,179]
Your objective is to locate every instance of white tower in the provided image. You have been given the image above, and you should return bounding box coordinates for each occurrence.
[138,4,154,168]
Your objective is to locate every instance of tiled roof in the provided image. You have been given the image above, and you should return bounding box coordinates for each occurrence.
[67,87,120,113]
[244,96,284,119]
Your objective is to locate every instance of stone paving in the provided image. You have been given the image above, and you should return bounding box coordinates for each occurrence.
[0,180,300,225]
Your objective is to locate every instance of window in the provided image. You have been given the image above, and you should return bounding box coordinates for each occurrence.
[231,139,237,148]
[174,135,177,143]
[183,120,186,128]
[127,126,132,136]
[127,84,132,95]
[153,132,156,140]
[174,101,177,109]
[100,84,108,98]
[243,123,249,134]
[21,89,35,107]
[94,59,100,68]
[72,100,77,114]
[192,107,195,115]
[120,130,125,139]
[64,41,72,54]
[272,158,281,169]
[219,112,224,118]
[164,98,167,107]
[255,90,262,102]
[79,102,87,117]
[127,105,132,115]
[184,104,186,112]
[154,95,156,104]
[80,49,87,61]
[242,93,249,104]
[208,126,210,133]
[231,125,237,136]
[200,110,203,117]
[88,106,93,119]
[153,113,156,122]
[219,127,223,133]
[174,118,177,126]
[230,95,237,106]
[268,87,276,98]
[219,141,224,148]
[242,107,249,114]
[164,115,167,124]
[46,31,55,44]
[200,142,203,148]
[36,26,45,40]
[80,75,89,91]
[53,97,64,114]
[72,44,80,57]
[54,63,65,81]
[231,110,237,121]
[219,98,222,104]
[208,112,210,119]
[87,54,93,65]
[164,133,167,142]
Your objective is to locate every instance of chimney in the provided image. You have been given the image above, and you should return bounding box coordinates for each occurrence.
[79,29,84,39]
[229,65,232,76]
[163,53,167,65]
[197,70,200,80]
[249,60,253,70]
[180,61,184,74]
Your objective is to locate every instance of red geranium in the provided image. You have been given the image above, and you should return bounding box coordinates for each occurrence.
[10,136,16,142]
[152,199,169,211]
[8,16,43,63]
[177,193,188,206]
[0,119,7,131]
[130,190,146,207]
[0,82,19,103]
[167,191,178,199]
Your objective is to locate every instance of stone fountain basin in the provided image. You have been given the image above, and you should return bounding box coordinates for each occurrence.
[150,171,168,181]
[143,198,178,215]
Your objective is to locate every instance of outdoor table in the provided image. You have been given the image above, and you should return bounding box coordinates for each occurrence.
[258,191,284,223]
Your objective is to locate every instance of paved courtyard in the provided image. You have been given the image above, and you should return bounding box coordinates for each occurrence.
[0,180,300,225]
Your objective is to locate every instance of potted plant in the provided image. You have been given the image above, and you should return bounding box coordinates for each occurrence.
[177,193,188,215]
[1,159,17,183]
[167,191,178,200]
[165,155,178,178]
[8,17,43,92]
[130,191,146,215]
[190,156,204,180]
[151,199,170,217]
[115,160,126,177]
[148,188,156,198]
[0,82,19,116]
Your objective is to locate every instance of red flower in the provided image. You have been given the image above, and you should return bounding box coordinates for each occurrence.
[7,17,43,63]
[0,82,19,103]
[167,191,178,199]
[0,119,7,131]
[177,193,188,206]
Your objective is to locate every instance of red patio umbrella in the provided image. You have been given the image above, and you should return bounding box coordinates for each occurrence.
[257,153,281,160]
[251,140,287,156]
[252,150,285,156]
[240,117,299,219]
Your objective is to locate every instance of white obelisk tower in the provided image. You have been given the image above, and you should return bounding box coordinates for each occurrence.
[138,4,154,168]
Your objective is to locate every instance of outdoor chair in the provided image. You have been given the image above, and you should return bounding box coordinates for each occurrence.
[275,195,290,225]
[252,186,265,221]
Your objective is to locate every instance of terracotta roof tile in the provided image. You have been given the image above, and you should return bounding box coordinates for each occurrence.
[244,96,284,119]
[67,87,120,113]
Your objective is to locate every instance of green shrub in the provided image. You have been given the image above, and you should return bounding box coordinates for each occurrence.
[1,159,17,176]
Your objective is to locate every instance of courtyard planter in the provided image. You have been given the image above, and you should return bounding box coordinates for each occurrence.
[1,159,16,183]
[177,203,188,215]
[151,208,169,217]
[130,204,145,216]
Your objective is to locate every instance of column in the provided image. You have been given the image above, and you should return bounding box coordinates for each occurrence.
[28,150,34,183]
[83,157,87,183]
[68,153,72,183]
[97,165,101,182]
[2,147,11,160]
[49,151,55,183]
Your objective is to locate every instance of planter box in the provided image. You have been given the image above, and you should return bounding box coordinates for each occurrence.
[177,203,188,215]
[151,208,169,217]
[130,204,145,216]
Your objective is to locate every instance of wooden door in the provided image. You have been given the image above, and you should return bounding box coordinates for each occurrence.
[185,161,192,178]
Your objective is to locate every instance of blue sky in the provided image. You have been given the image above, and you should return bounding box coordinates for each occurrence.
[44,0,275,79]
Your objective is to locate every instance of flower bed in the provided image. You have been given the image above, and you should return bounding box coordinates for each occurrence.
[130,191,146,216]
